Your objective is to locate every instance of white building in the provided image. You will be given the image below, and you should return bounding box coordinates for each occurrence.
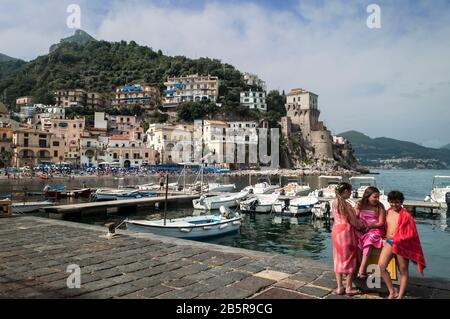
[147,124,193,163]
[94,112,108,130]
[80,135,108,167]
[240,91,267,112]
[163,74,219,108]
[33,106,65,125]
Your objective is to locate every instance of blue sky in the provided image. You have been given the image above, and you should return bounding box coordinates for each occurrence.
[1,0,449,147]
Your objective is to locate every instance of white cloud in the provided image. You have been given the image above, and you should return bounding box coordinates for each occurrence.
[1,0,449,145]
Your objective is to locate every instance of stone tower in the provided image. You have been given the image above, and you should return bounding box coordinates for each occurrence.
[284,88,333,160]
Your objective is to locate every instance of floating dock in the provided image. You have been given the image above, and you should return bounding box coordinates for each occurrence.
[41,194,200,219]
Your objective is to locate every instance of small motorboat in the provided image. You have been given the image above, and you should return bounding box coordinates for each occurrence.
[309,176,343,199]
[69,188,92,198]
[95,189,156,201]
[11,200,54,214]
[192,191,249,210]
[239,194,279,213]
[206,183,236,193]
[276,182,311,196]
[425,176,450,209]
[138,183,179,191]
[43,186,68,199]
[125,206,242,239]
[0,194,12,200]
[244,178,278,195]
[273,196,319,217]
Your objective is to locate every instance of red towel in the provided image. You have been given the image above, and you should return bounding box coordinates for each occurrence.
[392,208,426,275]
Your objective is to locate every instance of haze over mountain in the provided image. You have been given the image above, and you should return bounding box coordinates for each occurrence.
[340,131,450,169]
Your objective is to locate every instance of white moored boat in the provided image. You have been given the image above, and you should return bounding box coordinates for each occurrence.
[273,196,319,216]
[309,176,343,199]
[11,201,54,214]
[193,191,249,210]
[244,178,278,195]
[138,183,179,191]
[425,176,450,209]
[276,181,311,196]
[239,194,279,213]
[125,207,242,239]
[95,189,156,201]
[207,183,236,193]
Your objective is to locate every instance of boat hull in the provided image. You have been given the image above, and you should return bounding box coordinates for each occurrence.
[240,202,273,213]
[12,202,53,214]
[125,218,242,239]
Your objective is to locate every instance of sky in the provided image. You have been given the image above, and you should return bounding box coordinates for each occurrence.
[1,0,449,148]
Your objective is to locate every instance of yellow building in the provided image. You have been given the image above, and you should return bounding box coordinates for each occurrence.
[43,118,86,163]
[0,125,13,168]
[12,128,64,167]
[147,124,193,163]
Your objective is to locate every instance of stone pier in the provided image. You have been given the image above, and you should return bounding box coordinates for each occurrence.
[0,216,449,299]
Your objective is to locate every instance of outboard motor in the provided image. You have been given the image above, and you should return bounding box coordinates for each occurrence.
[249,199,259,212]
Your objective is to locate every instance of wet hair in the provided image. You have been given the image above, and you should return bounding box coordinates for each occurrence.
[358,187,382,213]
[335,182,352,218]
[388,190,405,203]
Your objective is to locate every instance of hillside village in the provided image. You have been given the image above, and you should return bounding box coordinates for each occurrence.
[0,31,361,172]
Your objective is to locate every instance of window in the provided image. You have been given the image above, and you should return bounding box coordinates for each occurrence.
[125,153,129,159]
[54,151,58,157]
[53,141,60,147]
[113,153,118,159]
[24,139,29,147]
[87,141,91,147]
[145,153,149,158]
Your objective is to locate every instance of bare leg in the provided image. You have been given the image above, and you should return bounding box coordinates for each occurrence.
[378,244,398,299]
[396,256,410,299]
[358,246,371,277]
[335,273,344,294]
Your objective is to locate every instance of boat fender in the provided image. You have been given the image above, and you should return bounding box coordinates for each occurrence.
[232,221,241,226]
[203,226,213,230]
[180,228,193,233]
[219,223,229,229]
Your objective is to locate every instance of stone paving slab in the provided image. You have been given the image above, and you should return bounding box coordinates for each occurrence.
[0,216,449,300]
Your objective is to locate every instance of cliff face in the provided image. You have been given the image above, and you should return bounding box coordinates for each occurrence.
[280,128,363,172]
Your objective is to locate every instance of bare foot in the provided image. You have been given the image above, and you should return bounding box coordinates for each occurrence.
[388,290,399,299]
[346,289,362,296]
[333,287,345,295]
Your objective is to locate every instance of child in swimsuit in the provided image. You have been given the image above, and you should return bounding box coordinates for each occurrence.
[378,191,426,299]
[355,187,386,279]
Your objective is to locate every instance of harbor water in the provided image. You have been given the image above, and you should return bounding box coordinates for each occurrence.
[2,169,449,280]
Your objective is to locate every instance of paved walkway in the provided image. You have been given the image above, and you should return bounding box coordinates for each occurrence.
[1,216,449,299]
